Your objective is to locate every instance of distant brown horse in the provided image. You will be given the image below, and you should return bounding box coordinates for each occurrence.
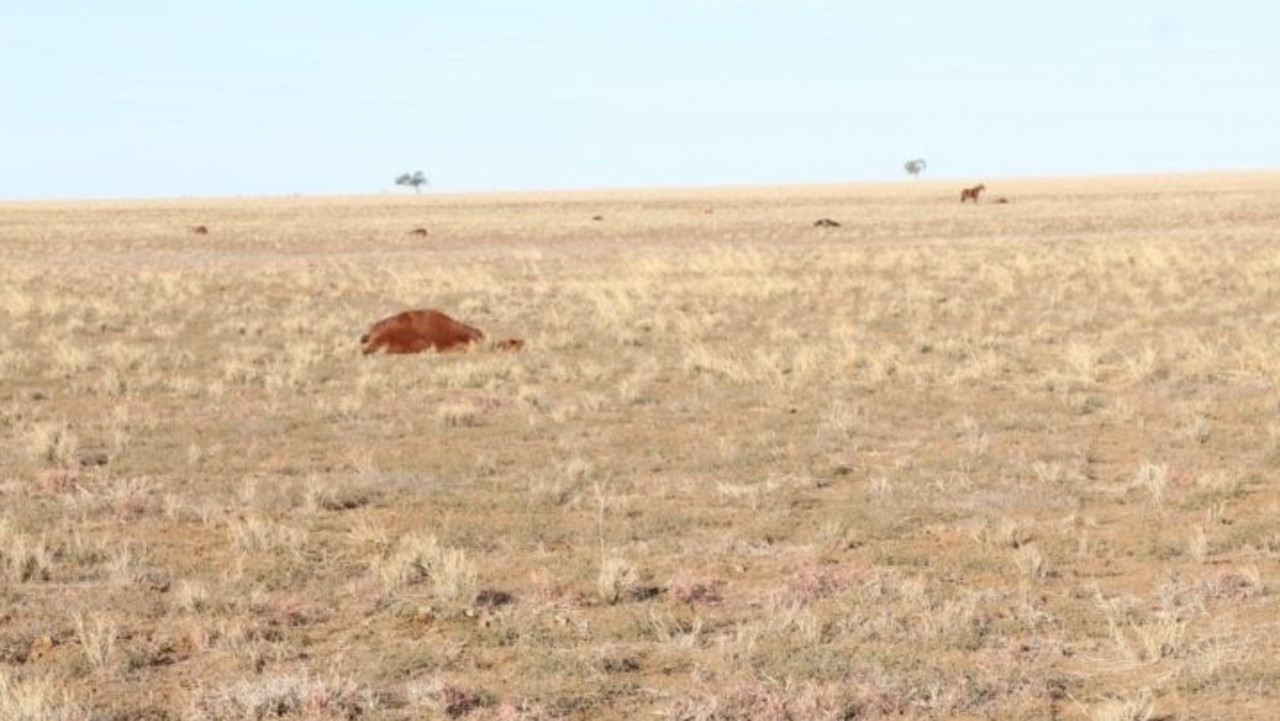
[960,185,986,203]
[409,227,428,237]
[360,309,523,355]
[190,225,209,235]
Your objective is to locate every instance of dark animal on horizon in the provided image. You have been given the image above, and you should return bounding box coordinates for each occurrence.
[592,215,604,221]
[360,309,524,355]
[813,218,841,228]
[993,197,1010,204]
[409,227,428,237]
[960,184,986,203]
[190,225,209,235]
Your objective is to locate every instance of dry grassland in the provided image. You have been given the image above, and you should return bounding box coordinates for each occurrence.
[2,172,1280,720]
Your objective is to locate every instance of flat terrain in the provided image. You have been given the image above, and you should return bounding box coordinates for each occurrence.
[2,172,1280,720]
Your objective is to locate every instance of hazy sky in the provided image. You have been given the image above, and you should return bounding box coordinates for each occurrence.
[2,1,1277,199]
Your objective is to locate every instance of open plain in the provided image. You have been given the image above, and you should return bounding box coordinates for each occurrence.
[2,172,1280,720]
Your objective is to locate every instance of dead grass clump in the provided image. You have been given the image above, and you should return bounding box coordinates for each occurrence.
[668,681,859,721]
[303,476,376,512]
[1088,687,1156,721]
[668,572,726,607]
[1198,566,1266,601]
[227,517,308,555]
[375,533,478,604]
[82,474,163,521]
[595,555,639,605]
[1131,462,1169,506]
[404,677,493,718]
[0,519,53,582]
[172,579,213,614]
[23,420,78,467]
[0,669,87,721]
[671,664,1057,721]
[437,401,485,428]
[187,673,371,721]
[71,611,118,671]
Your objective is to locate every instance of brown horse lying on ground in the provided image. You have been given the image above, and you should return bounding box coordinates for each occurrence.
[360,309,523,355]
[960,184,986,203]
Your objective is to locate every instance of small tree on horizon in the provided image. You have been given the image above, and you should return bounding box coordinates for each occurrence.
[904,158,927,179]
[395,170,428,193]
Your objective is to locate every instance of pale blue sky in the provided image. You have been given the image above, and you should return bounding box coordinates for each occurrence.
[2,1,1277,199]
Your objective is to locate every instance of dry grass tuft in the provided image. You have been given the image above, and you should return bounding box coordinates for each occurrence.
[0,670,86,721]
[187,672,370,721]
[376,533,478,604]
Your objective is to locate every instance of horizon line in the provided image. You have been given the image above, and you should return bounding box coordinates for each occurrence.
[3,166,1278,205]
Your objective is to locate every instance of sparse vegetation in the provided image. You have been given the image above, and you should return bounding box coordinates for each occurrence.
[1,173,1279,718]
